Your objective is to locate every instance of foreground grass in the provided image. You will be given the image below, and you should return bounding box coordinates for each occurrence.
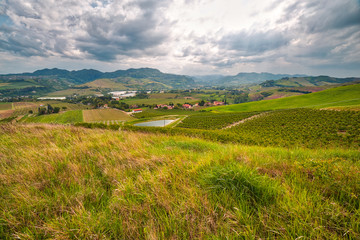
[0,124,359,239]
[209,83,360,112]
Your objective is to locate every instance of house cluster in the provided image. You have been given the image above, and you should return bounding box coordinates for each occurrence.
[152,101,225,110]
[211,101,225,106]
[154,104,174,109]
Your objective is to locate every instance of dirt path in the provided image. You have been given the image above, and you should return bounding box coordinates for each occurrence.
[222,112,268,130]
[170,115,188,128]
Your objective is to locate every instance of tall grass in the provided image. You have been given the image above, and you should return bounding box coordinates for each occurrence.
[0,124,359,239]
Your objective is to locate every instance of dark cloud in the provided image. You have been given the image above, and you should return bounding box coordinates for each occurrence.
[219,30,290,55]
[279,0,360,33]
[0,0,173,60]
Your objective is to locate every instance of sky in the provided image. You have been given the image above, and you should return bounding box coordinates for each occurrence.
[0,0,359,77]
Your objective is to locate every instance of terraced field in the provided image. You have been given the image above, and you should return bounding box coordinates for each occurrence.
[83,109,134,122]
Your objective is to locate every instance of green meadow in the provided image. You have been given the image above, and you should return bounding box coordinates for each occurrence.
[208,83,360,112]
[22,110,83,124]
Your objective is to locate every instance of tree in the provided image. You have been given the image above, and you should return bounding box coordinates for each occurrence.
[53,107,60,113]
[62,106,67,111]
[199,100,205,106]
[234,93,249,104]
[47,104,54,114]
[38,107,46,115]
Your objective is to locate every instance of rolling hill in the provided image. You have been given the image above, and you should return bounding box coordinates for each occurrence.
[208,83,360,112]
[260,76,360,88]
[0,68,196,97]
[194,72,307,86]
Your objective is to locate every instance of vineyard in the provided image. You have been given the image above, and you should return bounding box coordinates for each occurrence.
[176,112,260,130]
[226,108,360,148]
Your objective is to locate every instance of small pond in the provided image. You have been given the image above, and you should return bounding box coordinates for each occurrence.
[134,119,176,127]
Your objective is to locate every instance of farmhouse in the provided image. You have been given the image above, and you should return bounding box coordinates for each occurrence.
[132,108,143,113]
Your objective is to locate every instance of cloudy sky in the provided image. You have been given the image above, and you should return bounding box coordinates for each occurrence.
[0,0,359,77]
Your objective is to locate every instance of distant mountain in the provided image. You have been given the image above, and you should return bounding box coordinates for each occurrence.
[223,72,307,85]
[0,68,195,97]
[192,75,225,83]
[194,72,307,86]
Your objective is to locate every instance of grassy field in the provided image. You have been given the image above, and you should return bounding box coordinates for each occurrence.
[22,110,83,124]
[83,109,134,122]
[0,124,359,239]
[9,102,89,117]
[47,88,101,97]
[209,83,360,112]
[0,80,41,90]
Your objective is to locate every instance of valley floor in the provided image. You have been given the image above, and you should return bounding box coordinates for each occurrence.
[1,124,359,239]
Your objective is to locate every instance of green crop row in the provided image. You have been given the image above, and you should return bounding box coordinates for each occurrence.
[177,112,260,130]
[75,108,360,149]
[226,108,360,149]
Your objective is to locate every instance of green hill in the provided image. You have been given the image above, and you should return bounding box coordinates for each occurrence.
[260,76,360,88]
[209,83,360,112]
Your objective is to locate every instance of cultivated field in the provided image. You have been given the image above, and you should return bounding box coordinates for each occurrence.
[83,109,134,122]
[22,110,83,124]
[177,112,260,130]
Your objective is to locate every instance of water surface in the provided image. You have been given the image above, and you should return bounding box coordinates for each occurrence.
[134,119,175,127]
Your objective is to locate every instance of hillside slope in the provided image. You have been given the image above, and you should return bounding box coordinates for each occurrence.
[209,83,360,112]
[260,76,360,88]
